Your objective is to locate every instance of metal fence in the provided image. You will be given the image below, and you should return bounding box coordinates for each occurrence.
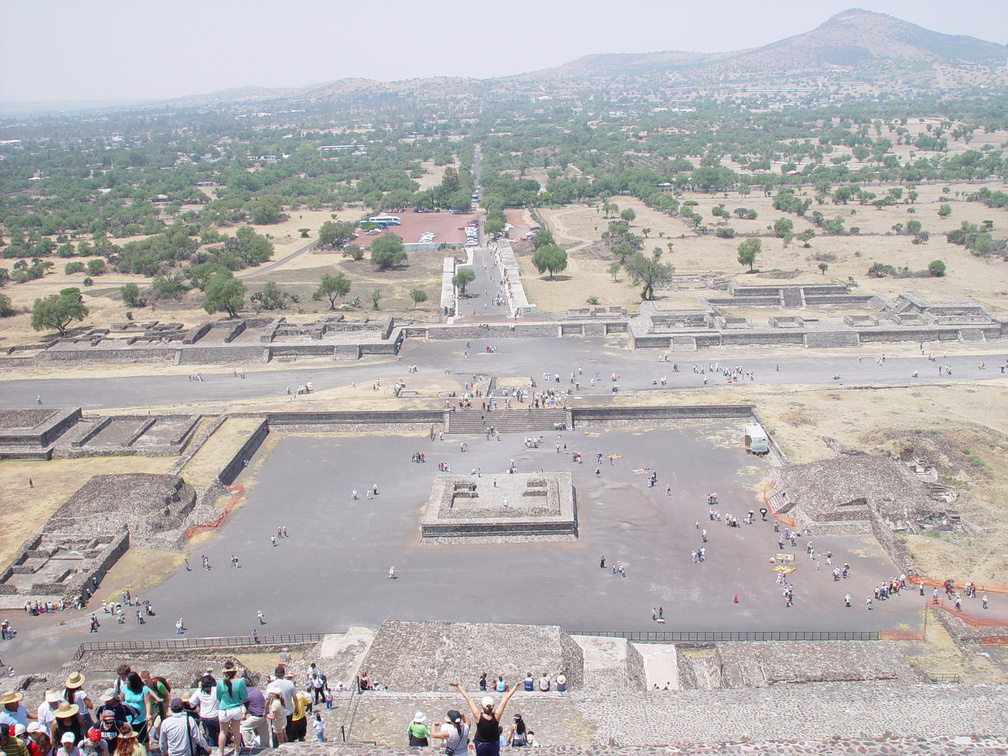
[73,633,325,661]
[568,630,881,642]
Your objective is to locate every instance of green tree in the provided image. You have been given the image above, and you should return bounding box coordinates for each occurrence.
[620,208,636,223]
[531,245,568,279]
[452,268,475,295]
[906,219,922,235]
[342,244,365,261]
[938,203,952,218]
[0,291,13,318]
[318,220,357,249]
[371,289,382,310]
[409,289,428,309]
[625,250,674,301]
[929,259,946,277]
[608,260,622,281]
[370,234,407,270]
[64,262,85,275]
[251,281,293,311]
[248,195,283,224]
[120,283,146,308]
[203,272,246,318]
[737,237,762,271]
[298,228,310,238]
[316,272,352,309]
[531,228,555,249]
[773,217,794,238]
[818,262,829,275]
[31,287,88,335]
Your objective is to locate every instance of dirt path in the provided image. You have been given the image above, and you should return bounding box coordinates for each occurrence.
[240,238,318,278]
[549,207,596,253]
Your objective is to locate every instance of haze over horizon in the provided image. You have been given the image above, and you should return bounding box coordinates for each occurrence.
[1,0,1006,106]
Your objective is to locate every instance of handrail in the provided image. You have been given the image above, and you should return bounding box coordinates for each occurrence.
[72,632,326,660]
[567,629,880,642]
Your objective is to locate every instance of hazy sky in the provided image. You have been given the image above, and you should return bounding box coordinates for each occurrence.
[1,0,1006,104]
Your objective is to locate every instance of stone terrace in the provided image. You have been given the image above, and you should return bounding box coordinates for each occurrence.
[359,621,584,692]
[264,739,1008,756]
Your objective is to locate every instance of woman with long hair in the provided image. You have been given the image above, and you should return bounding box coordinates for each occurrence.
[189,672,219,747]
[429,709,469,755]
[449,681,519,756]
[214,662,247,756]
[113,725,145,756]
[119,673,160,745]
[63,673,94,729]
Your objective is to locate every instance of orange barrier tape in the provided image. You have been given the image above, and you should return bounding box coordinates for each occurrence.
[184,485,245,539]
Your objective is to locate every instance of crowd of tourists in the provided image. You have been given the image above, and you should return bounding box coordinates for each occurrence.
[0,662,339,756]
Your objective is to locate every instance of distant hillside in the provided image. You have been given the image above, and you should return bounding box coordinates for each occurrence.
[55,8,1002,115]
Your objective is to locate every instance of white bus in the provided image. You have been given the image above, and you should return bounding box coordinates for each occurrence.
[368,215,401,226]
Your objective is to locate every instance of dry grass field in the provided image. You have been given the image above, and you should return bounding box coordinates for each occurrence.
[0,456,175,571]
[527,180,1008,315]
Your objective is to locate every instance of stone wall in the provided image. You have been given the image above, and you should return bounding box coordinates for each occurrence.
[218,418,270,486]
[571,406,753,427]
[176,345,268,364]
[257,410,443,429]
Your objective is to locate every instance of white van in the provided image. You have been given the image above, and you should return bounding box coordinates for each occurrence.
[744,424,769,455]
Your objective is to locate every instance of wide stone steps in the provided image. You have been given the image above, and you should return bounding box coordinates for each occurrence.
[670,335,697,352]
[958,328,986,343]
[445,408,569,435]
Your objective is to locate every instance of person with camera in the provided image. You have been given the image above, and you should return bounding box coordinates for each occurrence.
[158,700,206,756]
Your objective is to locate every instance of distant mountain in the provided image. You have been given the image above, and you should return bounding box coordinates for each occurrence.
[517,9,1007,96]
[32,9,998,115]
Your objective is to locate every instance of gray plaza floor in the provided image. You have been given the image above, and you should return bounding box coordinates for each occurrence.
[70,421,919,646]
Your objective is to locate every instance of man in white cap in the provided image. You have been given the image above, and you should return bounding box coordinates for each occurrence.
[0,691,35,729]
[58,732,80,756]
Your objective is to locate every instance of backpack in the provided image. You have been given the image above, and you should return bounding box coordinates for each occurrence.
[151,676,171,694]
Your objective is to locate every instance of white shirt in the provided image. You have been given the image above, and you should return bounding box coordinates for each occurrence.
[265,678,296,716]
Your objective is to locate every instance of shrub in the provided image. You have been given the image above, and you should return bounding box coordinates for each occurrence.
[928,259,946,277]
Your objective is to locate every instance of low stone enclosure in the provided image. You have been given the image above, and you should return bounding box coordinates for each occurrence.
[0,473,198,603]
[0,408,201,461]
[1,289,1004,370]
[421,472,577,540]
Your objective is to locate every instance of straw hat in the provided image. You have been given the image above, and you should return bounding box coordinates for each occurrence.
[0,691,22,705]
[65,672,86,689]
[118,726,138,740]
[54,702,79,718]
[44,690,63,705]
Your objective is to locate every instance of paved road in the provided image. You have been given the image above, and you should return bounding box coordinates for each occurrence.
[2,338,1005,411]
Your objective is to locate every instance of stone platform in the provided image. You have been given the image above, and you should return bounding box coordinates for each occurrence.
[420,472,576,540]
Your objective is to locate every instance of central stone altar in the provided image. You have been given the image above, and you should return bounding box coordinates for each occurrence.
[420,471,577,540]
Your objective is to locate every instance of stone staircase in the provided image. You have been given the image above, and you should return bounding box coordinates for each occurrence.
[670,335,697,352]
[958,328,986,344]
[445,408,570,435]
[780,288,805,308]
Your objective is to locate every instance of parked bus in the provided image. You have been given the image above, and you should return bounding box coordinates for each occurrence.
[368,215,401,226]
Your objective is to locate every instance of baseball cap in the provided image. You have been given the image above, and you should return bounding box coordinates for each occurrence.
[170,698,184,712]
[61,733,76,744]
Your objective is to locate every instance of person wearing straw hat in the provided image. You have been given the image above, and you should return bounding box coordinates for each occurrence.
[0,691,35,729]
[63,674,93,729]
[111,725,144,756]
[52,703,82,750]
